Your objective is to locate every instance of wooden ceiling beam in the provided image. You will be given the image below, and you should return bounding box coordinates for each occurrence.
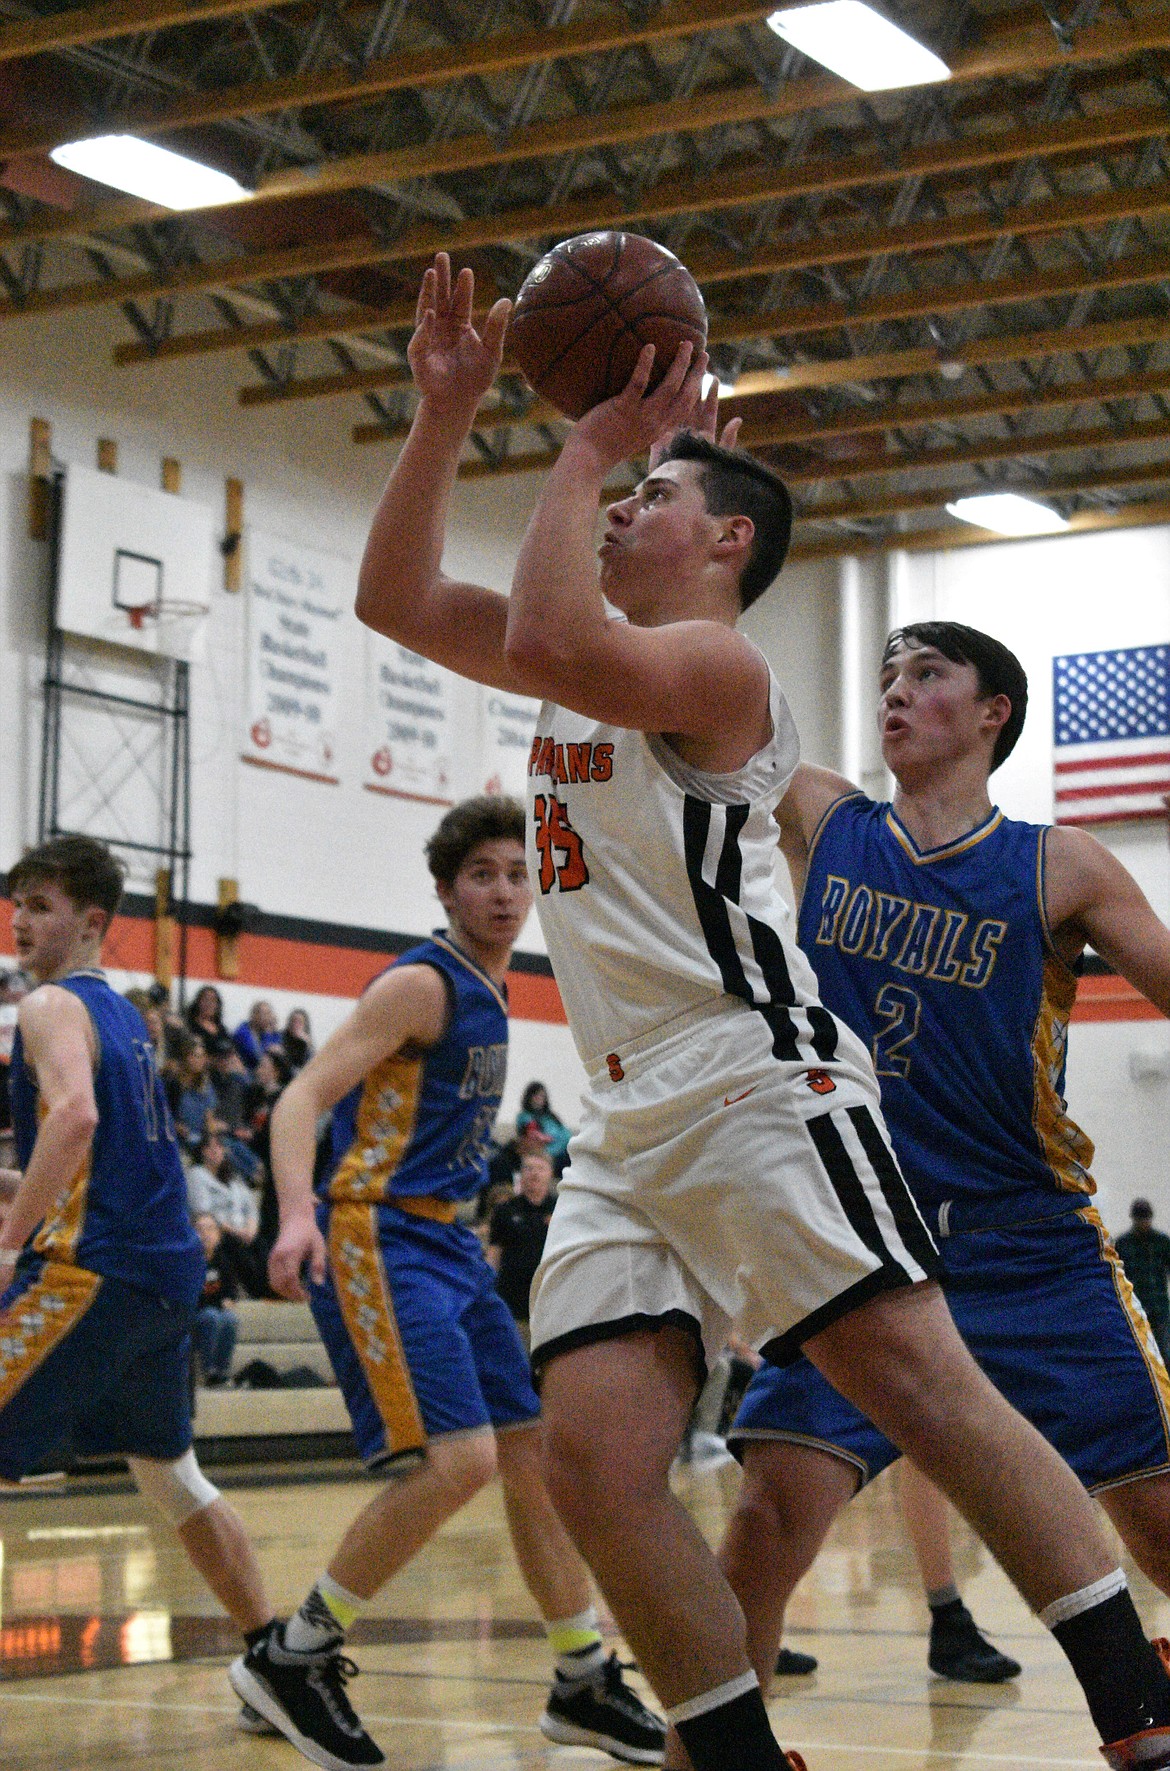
[781,414,1170,489]
[0,0,767,155]
[236,239,1170,410]
[794,455,1170,526]
[787,495,1170,560]
[350,314,1170,452]
[0,0,274,65]
[7,14,1170,256]
[748,364,1170,450]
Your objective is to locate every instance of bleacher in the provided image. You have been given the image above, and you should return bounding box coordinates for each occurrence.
[192,1298,357,1466]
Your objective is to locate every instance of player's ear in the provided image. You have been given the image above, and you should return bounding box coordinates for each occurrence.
[714,514,753,563]
[981,692,1012,739]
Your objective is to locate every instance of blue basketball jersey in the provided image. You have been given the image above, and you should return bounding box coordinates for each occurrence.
[797,796,1095,1230]
[327,934,509,1206]
[10,971,204,1307]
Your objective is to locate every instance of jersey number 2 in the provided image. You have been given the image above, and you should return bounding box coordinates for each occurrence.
[533,793,589,894]
[872,984,921,1079]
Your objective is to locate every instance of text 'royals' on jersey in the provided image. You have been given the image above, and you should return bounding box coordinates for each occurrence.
[9,971,203,1308]
[798,794,1094,1230]
[525,666,873,1088]
[326,934,509,1206]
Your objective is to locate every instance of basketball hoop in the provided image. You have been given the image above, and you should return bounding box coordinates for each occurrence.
[124,596,209,632]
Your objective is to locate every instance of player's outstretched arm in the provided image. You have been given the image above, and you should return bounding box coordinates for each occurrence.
[1045,824,1170,1012]
[0,988,97,1260]
[267,964,450,1300]
[776,763,862,901]
[506,341,772,749]
[354,253,523,693]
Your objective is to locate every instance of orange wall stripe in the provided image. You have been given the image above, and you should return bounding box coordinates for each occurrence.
[0,899,568,1024]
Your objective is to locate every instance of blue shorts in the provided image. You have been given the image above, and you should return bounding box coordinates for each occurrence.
[0,1256,195,1478]
[311,1201,540,1471]
[732,1206,1170,1494]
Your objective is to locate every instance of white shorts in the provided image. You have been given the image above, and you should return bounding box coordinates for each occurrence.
[529,998,938,1374]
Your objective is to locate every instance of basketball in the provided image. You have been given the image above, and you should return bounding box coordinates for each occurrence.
[508,231,708,421]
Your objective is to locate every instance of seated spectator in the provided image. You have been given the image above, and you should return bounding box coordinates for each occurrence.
[187,1129,259,1240]
[187,1131,268,1297]
[244,1052,289,1247]
[149,980,189,1067]
[487,1150,556,1335]
[186,983,227,1047]
[205,1032,260,1171]
[281,1007,313,1075]
[173,1034,222,1156]
[0,970,29,1134]
[483,1116,554,1204]
[515,1080,572,1174]
[1117,1197,1170,1364]
[193,1213,239,1385]
[234,999,283,1072]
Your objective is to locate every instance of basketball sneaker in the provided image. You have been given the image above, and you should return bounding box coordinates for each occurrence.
[775,1645,819,1676]
[228,1620,384,1770]
[1099,1726,1170,1768]
[540,1652,667,1764]
[928,1599,1021,1682]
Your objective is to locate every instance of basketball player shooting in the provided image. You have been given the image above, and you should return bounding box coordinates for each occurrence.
[354,250,1170,1771]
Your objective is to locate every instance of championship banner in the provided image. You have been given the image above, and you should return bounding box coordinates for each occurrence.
[476,685,541,800]
[364,636,457,805]
[242,531,347,783]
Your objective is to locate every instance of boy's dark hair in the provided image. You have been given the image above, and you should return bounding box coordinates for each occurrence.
[881,621,1028,772]
[7,835,126,925]
[425,796,526,887]
[658,431,793,611]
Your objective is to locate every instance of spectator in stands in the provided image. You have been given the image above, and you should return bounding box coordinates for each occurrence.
[234,1000,282,1072]
[150,980,188,1067]
[244,1052,289,1249]
[0,970,29,1134]
[187,1130,267,1298]
[1117,1198,1170,1363]
[281,1007,313,1075]
[187,984,227,1046]
[173,1034,222,1156]
[206,1033,260,1180]
[516,1080,572,1175]
[193,1212,239,1385]
[123,987,168,1067]
[487,1150,556,1339]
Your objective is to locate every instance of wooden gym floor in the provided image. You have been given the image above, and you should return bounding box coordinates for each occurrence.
[0,1454,1164,1770]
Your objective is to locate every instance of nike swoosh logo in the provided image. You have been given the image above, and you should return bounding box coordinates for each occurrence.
[723,1086,758,1107]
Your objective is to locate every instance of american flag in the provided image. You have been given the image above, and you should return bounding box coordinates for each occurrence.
[1053,645,1170,825]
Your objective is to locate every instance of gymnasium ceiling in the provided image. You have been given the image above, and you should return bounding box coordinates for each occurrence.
[7,0,1170,559]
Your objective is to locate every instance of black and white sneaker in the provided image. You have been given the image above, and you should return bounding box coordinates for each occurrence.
[228,1621,385,1769]
[541,1653,666,1765]
[236,1701,280,1735]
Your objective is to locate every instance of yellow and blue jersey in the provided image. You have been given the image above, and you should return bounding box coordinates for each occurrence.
[799,795,1095,1231]
[326,934,509,1207]
[10,971,204,1308]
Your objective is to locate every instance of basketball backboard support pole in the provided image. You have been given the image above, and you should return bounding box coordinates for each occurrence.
[37,471,195,1003]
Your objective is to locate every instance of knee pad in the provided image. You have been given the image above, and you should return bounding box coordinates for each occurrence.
[127,1449,220,1527]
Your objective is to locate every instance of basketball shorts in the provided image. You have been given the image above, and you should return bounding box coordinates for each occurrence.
[732,1205,1170,1494]
[529,998,939,1376]
[0,1255,195,1478]
[311,1201,541,1472]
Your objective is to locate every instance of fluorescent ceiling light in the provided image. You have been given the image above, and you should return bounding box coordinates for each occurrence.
[766,3,949,91]
[946,493,1069,537]
[50,135,250,209]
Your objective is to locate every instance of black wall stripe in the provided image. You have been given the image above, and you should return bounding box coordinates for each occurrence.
[847,1106,939,1276]
[806,1111,907,1278]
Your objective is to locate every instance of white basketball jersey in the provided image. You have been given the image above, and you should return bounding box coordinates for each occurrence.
[525,668,872,1079]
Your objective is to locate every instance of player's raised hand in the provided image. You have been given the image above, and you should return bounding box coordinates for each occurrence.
[648,372,743,470]
[572,339,710,470]
[408,252,511,414]
[268,1213,327,1303]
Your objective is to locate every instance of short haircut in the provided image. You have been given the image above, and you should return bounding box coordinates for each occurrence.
[7,834,126,925]
[425,796,526,887]
[881,621,1028,772]
[658,431,793,611]
[1132,1198,1154,1219]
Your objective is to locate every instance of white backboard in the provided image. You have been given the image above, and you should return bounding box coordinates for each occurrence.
[57,463,214,662]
